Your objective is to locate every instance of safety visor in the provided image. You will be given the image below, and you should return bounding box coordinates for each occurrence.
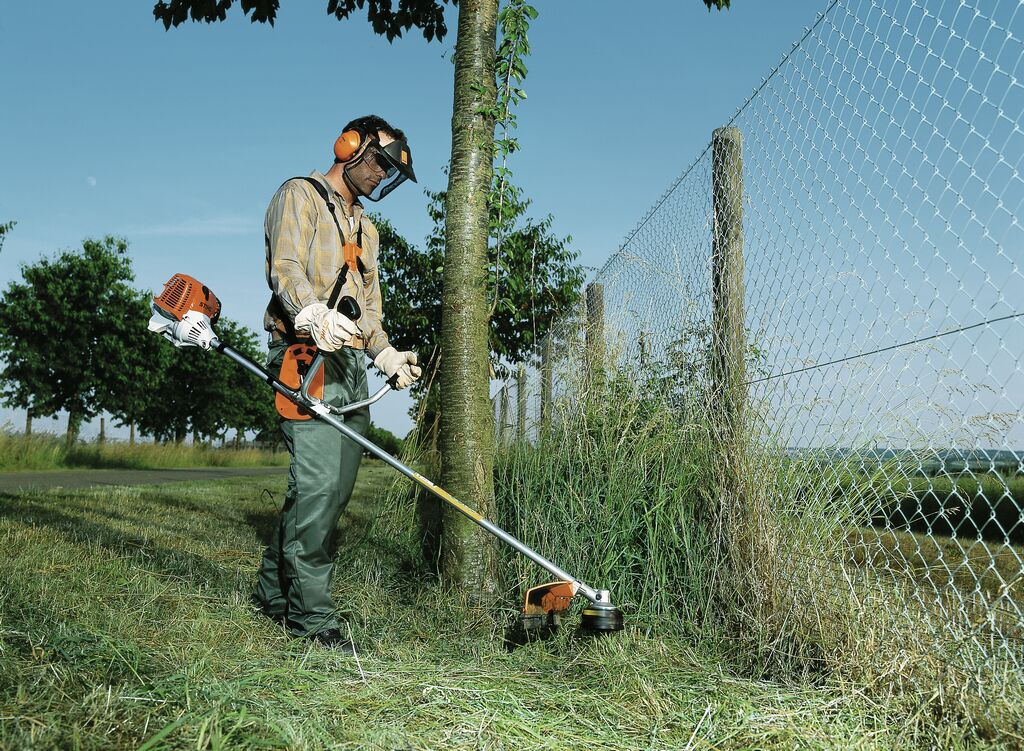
[364,138,417,202]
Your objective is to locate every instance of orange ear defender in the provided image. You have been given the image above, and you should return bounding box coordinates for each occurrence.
[333,129,363,162]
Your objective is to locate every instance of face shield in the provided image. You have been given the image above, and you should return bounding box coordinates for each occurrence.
[343,137,417,202]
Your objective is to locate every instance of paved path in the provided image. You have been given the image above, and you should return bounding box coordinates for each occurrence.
[0,466,287,493]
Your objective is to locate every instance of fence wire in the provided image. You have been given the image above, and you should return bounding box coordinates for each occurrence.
[496,0,1024,705]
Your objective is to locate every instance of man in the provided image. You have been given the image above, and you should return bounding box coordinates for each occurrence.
[253,115,421,652]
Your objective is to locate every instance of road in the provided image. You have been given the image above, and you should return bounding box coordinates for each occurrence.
[0,466,287,493]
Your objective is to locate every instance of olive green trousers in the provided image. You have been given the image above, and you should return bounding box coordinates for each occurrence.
[253,342,369,636]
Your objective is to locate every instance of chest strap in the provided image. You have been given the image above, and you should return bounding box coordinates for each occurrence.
[286,176,364,310]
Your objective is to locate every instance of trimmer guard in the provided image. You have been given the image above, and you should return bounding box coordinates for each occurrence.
[523,580,579,616]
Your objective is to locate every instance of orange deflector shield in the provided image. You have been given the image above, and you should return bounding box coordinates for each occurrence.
[523,580,579,616]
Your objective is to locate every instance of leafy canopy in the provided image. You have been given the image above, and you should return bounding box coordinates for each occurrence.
[153,0,454,41]
[375,178,584,386]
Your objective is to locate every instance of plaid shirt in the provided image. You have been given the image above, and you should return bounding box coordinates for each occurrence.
[263,170,391,359]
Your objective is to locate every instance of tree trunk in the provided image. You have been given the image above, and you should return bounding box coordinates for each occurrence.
[130,422,136,446]
[98,416,106,445]
[65,406,81,450]
[25,408,32,437]
[438,0,500,598]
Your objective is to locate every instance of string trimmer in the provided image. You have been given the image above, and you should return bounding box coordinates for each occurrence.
[147,273,625,637]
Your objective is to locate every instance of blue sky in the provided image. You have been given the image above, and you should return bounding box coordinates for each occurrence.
[0,0,850,438]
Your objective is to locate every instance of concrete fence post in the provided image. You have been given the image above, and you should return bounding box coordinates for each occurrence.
[541,336,553,432]
[711,126,747,442]
[585,282,606,391]
[516,362,527,441]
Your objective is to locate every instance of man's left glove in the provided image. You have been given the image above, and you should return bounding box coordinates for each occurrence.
[374,347,422,390]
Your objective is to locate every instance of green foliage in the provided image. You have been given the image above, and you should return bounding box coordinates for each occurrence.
[494,373,721,627]
[134,317,274,444]
[101,288,170,436]
[365,421,404,456]
[0,220,14,254]
[0,237,139,443]
[376,183,583,389]
[152,0,454,41]
[704,0,731,9]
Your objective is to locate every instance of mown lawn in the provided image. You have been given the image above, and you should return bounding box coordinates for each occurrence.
[0,462,1005,750]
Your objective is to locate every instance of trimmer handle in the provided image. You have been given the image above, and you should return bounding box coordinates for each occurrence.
[337,295,360,321]
[336,294,399,389]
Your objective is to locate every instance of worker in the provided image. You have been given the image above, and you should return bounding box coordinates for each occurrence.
[252,115,421,652]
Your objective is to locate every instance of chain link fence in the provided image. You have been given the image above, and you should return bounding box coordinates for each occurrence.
[495,0,1023,704]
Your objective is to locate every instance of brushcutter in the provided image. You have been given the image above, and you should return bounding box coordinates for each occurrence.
[147,273,625,637]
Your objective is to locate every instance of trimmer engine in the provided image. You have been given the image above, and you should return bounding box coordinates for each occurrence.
[148,273,222,350]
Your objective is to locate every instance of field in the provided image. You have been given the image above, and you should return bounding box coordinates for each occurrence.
[0,431,287,471]
[0,462,1008,750]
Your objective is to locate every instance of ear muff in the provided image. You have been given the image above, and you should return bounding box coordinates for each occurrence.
[333,129,363,162]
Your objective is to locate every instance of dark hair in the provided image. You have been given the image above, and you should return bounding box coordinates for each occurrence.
[342,115,406,143]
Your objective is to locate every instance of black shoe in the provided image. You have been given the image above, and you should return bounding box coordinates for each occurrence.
[308,628,358,655]
[249,594,285,625]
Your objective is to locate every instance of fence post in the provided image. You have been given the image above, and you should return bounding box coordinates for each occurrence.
[516,362,527,441]
[585,282,605,390]
[541,336,553,432]
[497,384,509,444]
[711,126,747,441]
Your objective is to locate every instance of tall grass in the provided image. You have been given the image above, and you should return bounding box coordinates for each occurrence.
[484,371,1024,740]
[364,364,1024,741]
[494,375,721,632]
[0,431,287,471]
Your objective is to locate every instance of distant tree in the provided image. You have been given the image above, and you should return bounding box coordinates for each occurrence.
[365,422,404,456]
[134,316,271,444]
[101,289,173,445]
[0,237,141,447]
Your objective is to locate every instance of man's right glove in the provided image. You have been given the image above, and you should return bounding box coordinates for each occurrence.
[294,302,362,352]
[373,346,422,390]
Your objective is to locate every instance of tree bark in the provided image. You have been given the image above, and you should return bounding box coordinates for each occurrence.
[438,0,500,597]
[65,406,81,450]
[25,409,32,437]
[130,422,136,446]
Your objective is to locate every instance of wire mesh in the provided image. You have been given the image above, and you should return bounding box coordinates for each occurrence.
[499,0,1024,695]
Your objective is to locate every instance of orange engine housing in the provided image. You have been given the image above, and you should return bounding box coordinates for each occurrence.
[153,274,222,323]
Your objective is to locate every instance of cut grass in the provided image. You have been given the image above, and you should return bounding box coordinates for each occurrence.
[0,431,287,471]
[0,464,999,750]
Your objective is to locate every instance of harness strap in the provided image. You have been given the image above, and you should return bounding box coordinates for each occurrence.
[288,176,363,310]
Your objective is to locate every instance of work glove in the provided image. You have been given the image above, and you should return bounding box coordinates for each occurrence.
[294,302,362,352]
[374,346,422,390]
